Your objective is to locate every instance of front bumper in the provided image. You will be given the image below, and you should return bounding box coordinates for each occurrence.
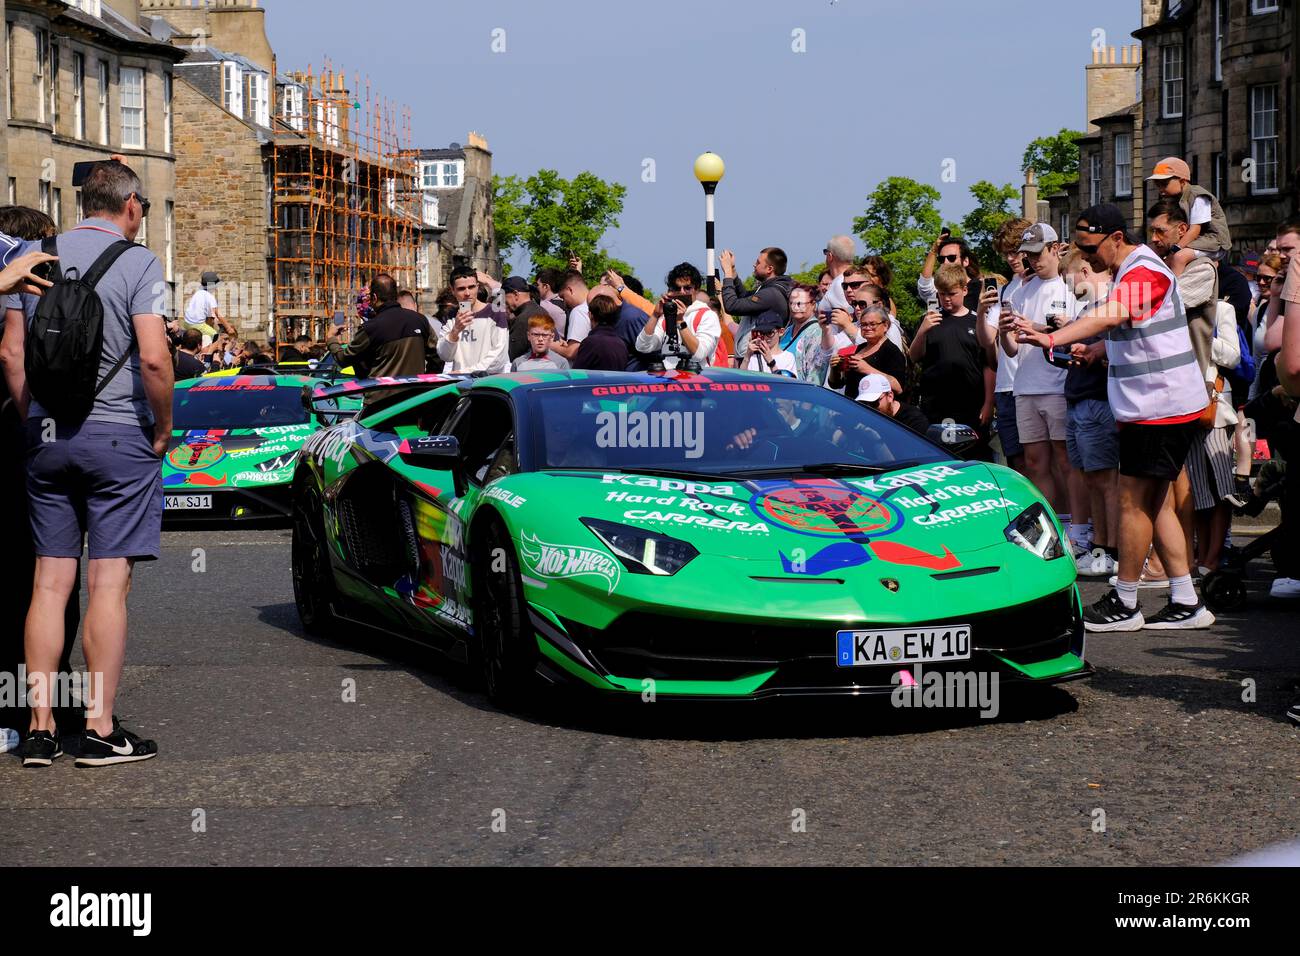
[529,586,1090,700]
[162,484,293,522]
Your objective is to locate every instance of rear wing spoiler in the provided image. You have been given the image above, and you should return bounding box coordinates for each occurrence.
[302,373,467,416]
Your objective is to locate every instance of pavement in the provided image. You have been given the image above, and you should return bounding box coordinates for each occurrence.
[1,523,1297,867]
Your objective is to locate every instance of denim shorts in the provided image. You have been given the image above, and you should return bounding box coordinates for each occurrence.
[994,391,1021,459]
[25,419,163,561]
[1066,398,1119,472]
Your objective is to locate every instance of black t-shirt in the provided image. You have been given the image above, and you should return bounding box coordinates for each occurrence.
[842,339,908,400]
[1064,303,1108,404]
[893,401,932,435]
[917,311,987,421]
[174,351,206,381]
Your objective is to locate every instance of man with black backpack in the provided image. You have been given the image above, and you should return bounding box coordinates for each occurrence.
[0,160,171,767]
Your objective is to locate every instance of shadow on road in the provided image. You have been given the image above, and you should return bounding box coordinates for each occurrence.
[255,601,1081,742]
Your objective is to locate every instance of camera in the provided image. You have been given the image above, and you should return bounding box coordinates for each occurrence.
[662,297,679,321]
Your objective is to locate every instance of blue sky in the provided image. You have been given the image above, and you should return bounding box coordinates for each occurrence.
[266,0,1138,284]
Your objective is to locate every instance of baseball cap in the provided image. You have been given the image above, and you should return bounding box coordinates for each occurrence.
[1018,223,1059,253]
[751,311,785,334]
[201,271,221,285]
[1076,203,1128,238]
[1238,250,1263,276]
[855,374,892,403]
[501,276,531,293]
[1147,157,1192,182]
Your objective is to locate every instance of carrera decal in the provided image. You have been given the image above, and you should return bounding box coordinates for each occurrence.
[913,497,1018,527]
[622,510,769,534]
[518,532,620,595]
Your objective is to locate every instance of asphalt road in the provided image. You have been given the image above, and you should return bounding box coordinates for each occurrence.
[2,524,1297,866]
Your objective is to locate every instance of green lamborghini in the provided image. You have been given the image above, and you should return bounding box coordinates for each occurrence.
[164,371,360,521]
[290,368,1090,707]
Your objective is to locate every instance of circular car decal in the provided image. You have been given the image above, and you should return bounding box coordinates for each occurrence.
[751,481,904,539]
[168,442,226,471]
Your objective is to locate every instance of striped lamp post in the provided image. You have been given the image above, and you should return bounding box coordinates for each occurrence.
[693,152,725,294]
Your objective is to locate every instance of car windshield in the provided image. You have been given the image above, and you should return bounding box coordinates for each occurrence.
[526,379,947,475]
[173,383,308,429]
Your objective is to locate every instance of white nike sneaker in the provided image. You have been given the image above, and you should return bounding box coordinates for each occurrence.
[1269,577,1300,599]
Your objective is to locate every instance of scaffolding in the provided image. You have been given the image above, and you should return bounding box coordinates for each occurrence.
[271,64,420,353]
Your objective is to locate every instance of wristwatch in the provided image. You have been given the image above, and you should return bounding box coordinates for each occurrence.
[615,284,625,293]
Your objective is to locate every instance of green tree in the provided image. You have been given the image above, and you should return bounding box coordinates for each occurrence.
[851,176,946,330]
[960,180,1019,274]
[491,170,631,282]
[1021,128,1083,198]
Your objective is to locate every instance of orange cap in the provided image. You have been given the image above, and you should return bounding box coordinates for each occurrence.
[1147,157,1192,181]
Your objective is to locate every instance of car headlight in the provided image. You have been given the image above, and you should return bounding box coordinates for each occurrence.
[1004,502,1065,560]
[580,518,699,576]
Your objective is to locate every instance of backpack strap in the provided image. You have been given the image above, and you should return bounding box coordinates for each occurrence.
[41,235,63,283]
[79,238,138,288]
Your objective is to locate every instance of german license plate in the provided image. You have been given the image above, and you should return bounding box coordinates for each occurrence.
[165,494,212,510]
[835,625,972,667]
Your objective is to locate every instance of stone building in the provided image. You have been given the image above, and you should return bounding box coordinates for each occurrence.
[3,0,183,297]
[1054,1,1297,252]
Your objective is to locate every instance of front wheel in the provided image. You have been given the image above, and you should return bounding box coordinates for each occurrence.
[474,521,541,710]
[291,486,342,637]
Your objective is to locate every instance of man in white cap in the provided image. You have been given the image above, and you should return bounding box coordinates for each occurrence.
[855,373,930,435]
[997,222,1077,546]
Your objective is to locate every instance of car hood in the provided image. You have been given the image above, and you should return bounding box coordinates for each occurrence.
[162,424,315,489]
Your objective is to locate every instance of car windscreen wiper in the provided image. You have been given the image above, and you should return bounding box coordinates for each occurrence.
[728,460,927,478]
[542,465,731,482]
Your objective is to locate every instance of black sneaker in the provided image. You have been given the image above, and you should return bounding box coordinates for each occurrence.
[1084,589,1145,632]
[75,719,157,768]
[18,729,62,768]
[1142,600,1216,630]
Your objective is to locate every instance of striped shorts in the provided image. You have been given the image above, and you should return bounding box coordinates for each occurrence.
[1185,425,1236,511]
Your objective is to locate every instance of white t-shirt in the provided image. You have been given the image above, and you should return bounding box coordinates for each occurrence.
[817,273,849,315]
[1008,274,1069,396]
[184,288,218,326]
[565,302,591,343]
[1189,196,1211,226]
[986,273,1024,393]
[742,349,796,374]
[539,297,567,339]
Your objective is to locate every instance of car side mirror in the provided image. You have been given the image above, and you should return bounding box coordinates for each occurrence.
[399,435,465,496]
[926,422,981,458]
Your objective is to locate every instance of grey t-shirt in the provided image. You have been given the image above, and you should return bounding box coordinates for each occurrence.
[510,350,571,372]
[10,220,165,427]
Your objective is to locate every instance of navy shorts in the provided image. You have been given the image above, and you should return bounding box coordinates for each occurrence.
[994,391,1022,460]
[25,420,163,561]
[1066,398,1119,472]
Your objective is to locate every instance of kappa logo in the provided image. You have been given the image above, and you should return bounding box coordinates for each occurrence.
[518,532,620,594]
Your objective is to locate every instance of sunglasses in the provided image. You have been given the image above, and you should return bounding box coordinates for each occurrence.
[1075,239,1105,256]
[842,279,869,289]
[938,254,960,263]
[133,193,151,217]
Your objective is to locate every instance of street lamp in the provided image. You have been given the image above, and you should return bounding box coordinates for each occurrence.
[693,151,725,294]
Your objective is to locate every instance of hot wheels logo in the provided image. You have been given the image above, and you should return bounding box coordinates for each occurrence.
[518,532,620,595]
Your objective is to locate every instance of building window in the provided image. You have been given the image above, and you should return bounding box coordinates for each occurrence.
[222,61,243,116]
[422,192,439,226]
[49,43,59,130]
[1212,152,1225,198]
[5,22,13,121]
[35,29,48,122]
[1161,45,1183,118]
[1250,84,1279,195]
[1213,0,1225,82]
[246,72,269,127]
[137,213,146,246]
[120,66,144,149]
[280,85,304,131]
[76,190,83,222]
[39,180,50,215]
[1251,0,1279,12]
[52,188,62,231]
[71,0,102,15]
[163,72,172,150]
[73,53,85,139]
[165,201,174,283]
[441,161,461,188]
[97,60,109,145]
[1089,153,1102,205]
[421,162,438,189]
[7,179,16,206]
[1114,133,1132,197]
